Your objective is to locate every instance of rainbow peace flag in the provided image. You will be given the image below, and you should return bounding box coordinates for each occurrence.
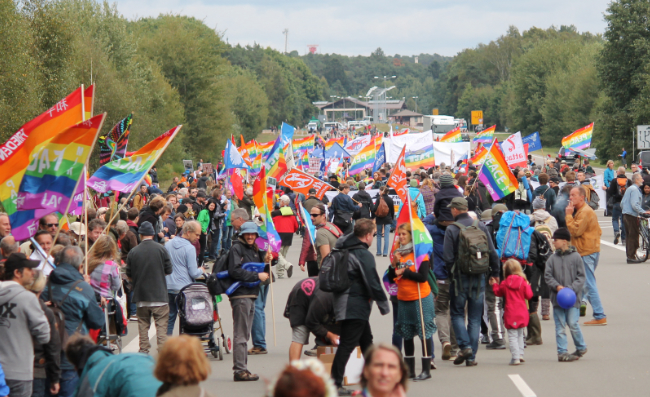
[389,195,432,272]
[300,150,309,171]
[265,137,287,179]
[87,125,182,193]
[0,86,89,215]
[84,85,95,120]
[325,137,346,151]
[349,143,375,175]
[562,123,593,151]
[252,167,281,253]
[470,146,488,165]
[478,139,519,200]
[473,125,495,144]
[405,145,435,171]
[293,135,315,153]
[440,126,461,142]
[241,139,258,161]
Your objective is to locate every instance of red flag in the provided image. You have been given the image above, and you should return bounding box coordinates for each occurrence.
[388,146,408,204]
[279,168,335,199]
[231,170,244,200]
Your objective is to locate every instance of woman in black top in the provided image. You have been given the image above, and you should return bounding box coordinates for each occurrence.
[371,186,395,257]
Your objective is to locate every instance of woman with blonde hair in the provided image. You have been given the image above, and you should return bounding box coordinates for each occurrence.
[154,335,214,397]
[603,159,615,192]
[87,235,121,298]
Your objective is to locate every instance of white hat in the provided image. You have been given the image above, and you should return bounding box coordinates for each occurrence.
[69,222,86,236]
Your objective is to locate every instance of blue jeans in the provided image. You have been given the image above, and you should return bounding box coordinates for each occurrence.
[612,203,626,240]
[222,224,233,251]
[167,291,179,335]
[128,289,136,317]
[450,274,485,361]
[553,306,587,354]
[376,223,391,256]
[252,284,269,349]
[581,253,606,319]
[45,369,78,397]
[33,378,46,397]
[209,228,221,258]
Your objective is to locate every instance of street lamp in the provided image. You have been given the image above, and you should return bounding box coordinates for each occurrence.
[373,76,397,121]
[412,96,419,113]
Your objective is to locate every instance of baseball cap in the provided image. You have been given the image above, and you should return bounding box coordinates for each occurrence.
[308,188,317,194]
[447,197,468,210]
[4,253,40,275]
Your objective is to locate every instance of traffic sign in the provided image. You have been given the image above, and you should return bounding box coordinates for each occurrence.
[471,110,483,125]
[638,125,650,149]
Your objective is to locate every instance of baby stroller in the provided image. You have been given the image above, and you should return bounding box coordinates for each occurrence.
[176,282,230,360]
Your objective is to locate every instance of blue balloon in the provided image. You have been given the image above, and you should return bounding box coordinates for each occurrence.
[557,288,576,309]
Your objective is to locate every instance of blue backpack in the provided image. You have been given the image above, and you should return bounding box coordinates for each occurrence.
[496,211,534,261]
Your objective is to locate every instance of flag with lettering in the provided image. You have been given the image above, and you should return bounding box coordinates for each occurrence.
[387,145,408,204]
[279,168,335,199]
[478,138,519,200]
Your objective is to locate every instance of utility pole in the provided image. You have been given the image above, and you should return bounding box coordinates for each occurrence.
[282,29,289,54]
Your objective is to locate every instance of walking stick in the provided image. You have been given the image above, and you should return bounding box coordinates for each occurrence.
[269,256,277,347]
[417,282,428,357]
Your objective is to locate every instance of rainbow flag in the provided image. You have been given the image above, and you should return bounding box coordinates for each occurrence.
[17,114,105,214]
[0,86,89,215]
[251,152,263,173]
[470,146,488,165]
[265,137,287,179]
[405,145,435,171]
[300,150,309,171]
[473,125,495,144]
[562,122,593,151]
[440,126,462,142]
[478,139,519,200]
[325,137,346,151]
[293,135,315,153]
[252,167,281,253]
[241,139,258,161]
[84,85,95,120]
[257,140,275,159]
[409,196,433,272]
[69,168,87,216]
[87,125,182,193]
[349,143,375,175]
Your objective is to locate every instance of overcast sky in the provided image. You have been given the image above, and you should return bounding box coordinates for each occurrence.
[114,0,611,57]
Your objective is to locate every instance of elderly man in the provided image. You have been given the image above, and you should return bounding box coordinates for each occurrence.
[565,187,606,325]
[622,173,650,263]
[0,212,11,242]
[19,214,59,256]
[165,221,204,335]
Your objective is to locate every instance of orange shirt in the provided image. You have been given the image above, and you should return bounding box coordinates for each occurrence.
[395,252,431,301]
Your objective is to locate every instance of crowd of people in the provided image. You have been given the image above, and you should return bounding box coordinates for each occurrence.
[0,146,639,397]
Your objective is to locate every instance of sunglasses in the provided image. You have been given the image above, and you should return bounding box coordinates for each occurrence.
[310,213,323,217]
[47,223,58,228]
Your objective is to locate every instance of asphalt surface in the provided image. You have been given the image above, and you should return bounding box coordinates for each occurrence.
[119,209,650,397]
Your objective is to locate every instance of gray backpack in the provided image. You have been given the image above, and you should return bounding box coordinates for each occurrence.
[452,220,490,275]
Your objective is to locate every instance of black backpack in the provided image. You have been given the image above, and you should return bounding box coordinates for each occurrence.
[207,249,231,296]
[319,248,351,293]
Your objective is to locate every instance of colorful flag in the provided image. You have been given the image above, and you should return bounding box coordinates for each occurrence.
[522,131,542,152]
[387,146,409,204]
[470,146,488,165]
[0,87,87,215]
[17,114,105,214]
[87,125,182,193]
[344,135,372,156]
[440,126,462,142]
[300,150,309,171]
[299,202,316,246]
[393,128,409,137]
[252,167,282,253]
[292,135,315,154]
[257,140,275,159]
[373,142,386,174]
[325,137,346,151]
[99,114,132,166]
[241,139,258,161]
[473,125,495,144]
[69,168,87,216]
[562,123,593,151]
[478,139,519,201]
[281,122,296,147]
[349,143,376,175]
[265,137,287,179]
[404,144,435,171]
[279,168,334,199]
[409,195,433,272]
[251,152,263,173]
[84,85,95,120]
[224,139,250,169]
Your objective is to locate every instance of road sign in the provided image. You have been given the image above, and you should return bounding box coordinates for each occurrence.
[432,108,439,115]
[471,110,483,125]
[638,125,650,149]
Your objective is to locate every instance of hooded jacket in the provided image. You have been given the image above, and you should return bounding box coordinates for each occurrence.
[0,282,50,380]
[227,237,268,299]
[165,236,203,291]
[43,263,105,371]
[332,234,390,321]
[492,275,533,329]
[126,239,173,303]
[529,210,558,233]
[433,185,463,221]
[423,214,449,280]
[544,246,586,308]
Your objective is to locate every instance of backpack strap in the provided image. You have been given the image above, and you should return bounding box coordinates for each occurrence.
[53,279,84,307]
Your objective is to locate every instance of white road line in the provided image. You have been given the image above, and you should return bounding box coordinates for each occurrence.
[508,374,537,397]
[123,324,156,353]
[600,240,626,252]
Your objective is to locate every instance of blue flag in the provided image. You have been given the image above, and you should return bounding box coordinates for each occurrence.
[325,143,351,159]
[299,202,316,246]
[281,122,295,147]
[373,142,386,174]
[224,139,250,170]
[522,131,542,152]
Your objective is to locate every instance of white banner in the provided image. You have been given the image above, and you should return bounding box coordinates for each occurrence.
[345,135,372,157]
[432,142,471,167]
[529,174,605,210]
[387,130,434,163]
[502,131,527,168]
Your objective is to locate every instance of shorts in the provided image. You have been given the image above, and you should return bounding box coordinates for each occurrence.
[292,325,310,344]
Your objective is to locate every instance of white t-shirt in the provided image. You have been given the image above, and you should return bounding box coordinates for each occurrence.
[31,251,54,276]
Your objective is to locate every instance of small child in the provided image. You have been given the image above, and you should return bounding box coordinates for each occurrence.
[490,259,533,365]
[544,227,587,362]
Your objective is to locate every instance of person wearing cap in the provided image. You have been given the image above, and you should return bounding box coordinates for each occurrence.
[442,197,499,366]
[330,184,361,235]
[68,222,86,244]
[433,174,463,221]
[126,220,173,354]
[165,220,204,335]
[227,221,272,381]
[302,189,324,214]
[42,245,105,396]
[0,253,50,397]
[544,228,587,362]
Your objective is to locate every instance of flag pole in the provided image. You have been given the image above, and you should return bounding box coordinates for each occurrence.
[408,194,428,357]
[269,254,277,347]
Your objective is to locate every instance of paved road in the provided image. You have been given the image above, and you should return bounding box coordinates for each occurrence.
[119,210,650,396]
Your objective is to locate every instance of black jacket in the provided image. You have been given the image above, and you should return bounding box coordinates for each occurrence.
[240,195,255,219]
[34,301,61,383]
[227,237,268,299]
[607,175,631,204]
[433,185,463,220]
[125,239,173,303]
[371,193,395,225]
[442,212,500,279]
[352,190,373,219]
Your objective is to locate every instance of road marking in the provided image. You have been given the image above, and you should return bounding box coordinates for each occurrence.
[600,240,626,252]
[123,323,156,353]
[508,374,537,397]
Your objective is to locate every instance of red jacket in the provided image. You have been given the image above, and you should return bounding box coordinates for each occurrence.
[272,209,299,234]
[492,275,533,329]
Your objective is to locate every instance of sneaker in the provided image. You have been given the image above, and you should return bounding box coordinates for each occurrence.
[584,318,607,326]
[465,360,477,367]
[572,349,587,358]
[234,371,259,381]
[287,265,294,278]
[542,315,550,321]
[558,353,577,362]
[486,340,506,350]
[383,255,388,257]
[376,253,382,256]
[441,342,452,360]
[481,334,490,344]
[614,232,620,245]
[509,359,520,366]
[129,316,138,321]
[580,303,587,317]
[248,346,268,355]
[304,348,317,357]
[519,358,525,363]
[453,347,473,365]
[337,387,354,396]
